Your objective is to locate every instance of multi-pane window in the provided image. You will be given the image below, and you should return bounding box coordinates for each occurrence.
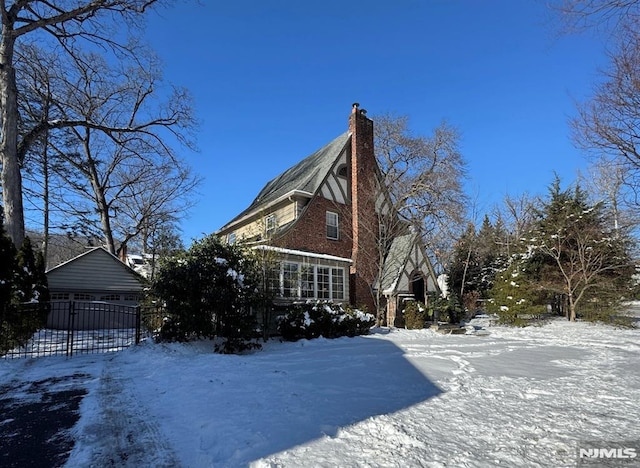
[317,267,331,299]
[301,265,315,298]
[270,262,345,300]
[326,211,339,240]
[267,265,281,296]
[74,293,96,301]
[331,268,345,301]
[227,232,236,245]
[265,214,277,236]
[100,294,121,301]
[282,262,299,298]
[51,292,69,301]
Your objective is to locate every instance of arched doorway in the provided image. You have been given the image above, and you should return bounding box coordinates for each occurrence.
[409,271,425,304]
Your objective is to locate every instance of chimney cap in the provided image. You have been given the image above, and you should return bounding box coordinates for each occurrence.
[352,102,360,111]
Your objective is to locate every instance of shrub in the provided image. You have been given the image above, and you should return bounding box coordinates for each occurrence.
[277,301,375,341]
[151,234,262,353]
[403,300,429,329]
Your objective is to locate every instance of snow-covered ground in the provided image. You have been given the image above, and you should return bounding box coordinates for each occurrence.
[1,311,639,467]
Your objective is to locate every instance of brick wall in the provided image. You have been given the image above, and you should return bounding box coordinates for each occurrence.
[274,195,352,259]
[273,103,381,314]
[348,104,379,313]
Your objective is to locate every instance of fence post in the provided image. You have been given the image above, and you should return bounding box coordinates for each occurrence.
[135,306,141,345]
[67,301,76,357]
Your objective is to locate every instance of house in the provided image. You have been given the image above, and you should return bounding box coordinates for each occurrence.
[46,247,145,328]
[47,246,145,303]
[217,104,440,325]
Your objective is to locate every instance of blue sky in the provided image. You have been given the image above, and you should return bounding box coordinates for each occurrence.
[144,0,608,243]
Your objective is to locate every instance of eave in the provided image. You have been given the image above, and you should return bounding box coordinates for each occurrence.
[216,189,314,234]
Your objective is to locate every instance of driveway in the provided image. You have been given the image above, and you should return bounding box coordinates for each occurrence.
[0,373,89,468]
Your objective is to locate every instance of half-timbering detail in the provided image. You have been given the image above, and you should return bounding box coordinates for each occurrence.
[217,104,441,324]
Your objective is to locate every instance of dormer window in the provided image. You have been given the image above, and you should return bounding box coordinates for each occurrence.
[326,211,339,240]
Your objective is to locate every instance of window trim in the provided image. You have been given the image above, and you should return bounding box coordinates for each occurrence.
[270,262,345,301]
[265,214,277,236]
[326,211,339,240]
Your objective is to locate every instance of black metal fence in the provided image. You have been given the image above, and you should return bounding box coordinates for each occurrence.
[1,301,163,359]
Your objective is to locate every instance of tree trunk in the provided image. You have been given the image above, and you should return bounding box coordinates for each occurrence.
[96,192,116,254]
[0,31,25,247]
[42,107,50,269]
[568,293,576,321]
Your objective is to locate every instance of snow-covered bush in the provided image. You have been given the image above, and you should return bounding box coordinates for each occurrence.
[277,301,375,341]
[403,300,430,329]
[151,234,262,353]
[486,256,544,326]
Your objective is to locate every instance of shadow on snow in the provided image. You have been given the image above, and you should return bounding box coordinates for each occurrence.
[187,335,443,466]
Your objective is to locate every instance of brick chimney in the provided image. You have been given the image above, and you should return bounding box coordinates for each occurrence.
[349,103,378,312]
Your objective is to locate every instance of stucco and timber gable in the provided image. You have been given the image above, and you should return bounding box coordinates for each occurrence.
[217,104,440,324]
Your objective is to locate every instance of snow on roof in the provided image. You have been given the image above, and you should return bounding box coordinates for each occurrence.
[253,245,352,263]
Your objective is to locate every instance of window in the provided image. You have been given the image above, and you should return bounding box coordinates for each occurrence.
[269,262,346,301]
[301,265,315,298]
[326,211,339,240]
[337,164,348,178]
[331,268,345,300]
[74,293,95,301]
[317,267,331,299]
[100,294,121,302]
[282,262,299,298]
[227,232,236,245]
[50,292,69,301]
[123,294,139,302]
[265,214,277,236]
[267,265,281,296]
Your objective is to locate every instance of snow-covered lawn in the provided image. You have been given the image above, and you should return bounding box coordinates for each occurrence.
[1,313,639,467]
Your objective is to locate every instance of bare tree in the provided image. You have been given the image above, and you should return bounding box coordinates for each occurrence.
[579,155,640,238]
[17,43,198,255]
[374,114,468,242]
[0,0,172,247]
[495,192,539,255]
[570,30,640,214]
[344,114,468,324]
[550,0,640,34]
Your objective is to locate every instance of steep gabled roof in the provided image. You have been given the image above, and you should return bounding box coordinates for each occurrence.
[46,247,144,292]
[377,232,442,296]
[219,131,350,231]
[377,234,415,293]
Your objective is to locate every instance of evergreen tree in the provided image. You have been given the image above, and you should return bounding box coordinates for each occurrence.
[14,236,36,303]
[447,216,511,314]
[33,250,50,304]
[487,251,545,325]
[447,223,480,302]
[527,178,634,321]
[0,206,16,312]
[476,215,496,267]
[13,236,49,304]
[152,234,261,353]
